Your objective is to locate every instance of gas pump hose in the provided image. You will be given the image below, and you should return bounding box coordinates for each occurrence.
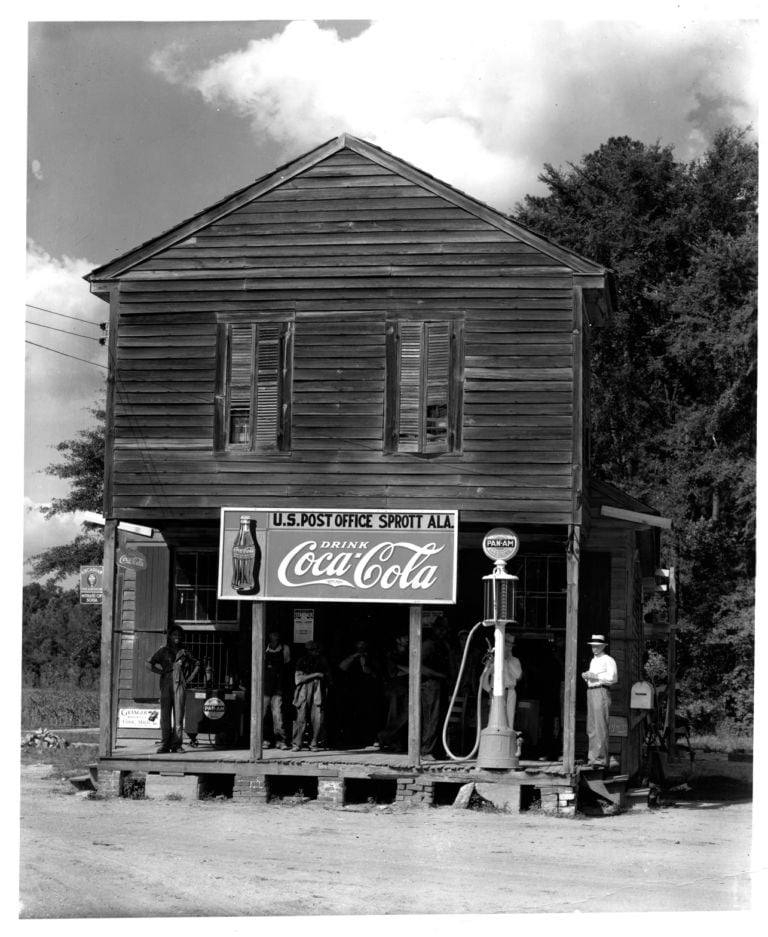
[440,621,494,762]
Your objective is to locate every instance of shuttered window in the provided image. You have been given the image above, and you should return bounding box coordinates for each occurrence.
[388,319,462,454]
[216,321,292,452]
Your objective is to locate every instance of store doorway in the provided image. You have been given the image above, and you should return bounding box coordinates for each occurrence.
[264,602,411,751]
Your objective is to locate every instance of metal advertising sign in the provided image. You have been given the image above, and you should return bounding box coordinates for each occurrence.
[218,508,458,604]
[293,609,315,643]
[118,707,160,729]
[117,546,147,571]
[79,565,104,605]
[481,527,520,562]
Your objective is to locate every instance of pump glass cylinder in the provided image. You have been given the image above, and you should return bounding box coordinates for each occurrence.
[483,572,517,623]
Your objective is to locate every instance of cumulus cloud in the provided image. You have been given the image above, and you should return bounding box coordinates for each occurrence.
[23,497,91,566]
[25,241,106,507]
[149,18,758,211]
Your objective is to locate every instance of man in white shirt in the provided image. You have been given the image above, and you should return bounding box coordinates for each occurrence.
[581,634,618,768]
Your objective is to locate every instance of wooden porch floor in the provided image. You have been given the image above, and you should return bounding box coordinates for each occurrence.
[101,738,570,784]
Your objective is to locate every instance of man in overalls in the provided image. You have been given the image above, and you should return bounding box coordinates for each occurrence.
[147,626,199,754]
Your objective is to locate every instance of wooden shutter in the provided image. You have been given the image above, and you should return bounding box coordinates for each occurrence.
[254,324,281,447]
[398,322,423,452]
[228,324,254,446]
[132,544,170,700]
[424,322,450,452]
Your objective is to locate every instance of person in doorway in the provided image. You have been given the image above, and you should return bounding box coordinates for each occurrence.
[338,639,381,748]
[146,626,199,754]
[420,623,450,758]
[264,630,290,749]
[581,634,618,768]
[537,638,565,760]
[292,641,331,751]
[378,633,410,752]
[481,630,523,731]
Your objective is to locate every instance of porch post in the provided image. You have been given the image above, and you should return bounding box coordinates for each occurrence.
[249,603,265,760]
[99,518,118,757]
[407,606,422,767]
[563,523,581,775]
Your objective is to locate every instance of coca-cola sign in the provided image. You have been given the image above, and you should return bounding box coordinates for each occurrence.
[218,508,457,604]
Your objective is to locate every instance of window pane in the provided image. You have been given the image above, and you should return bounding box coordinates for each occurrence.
[174,587,195,620]
[547,593,567,630]
[197,553,217,587]
[526,557,548,593]
[425,323,449,449]
[229,409,250,445]
[175,553,197,587]
[196,588,218,623]
[549,557,567,593]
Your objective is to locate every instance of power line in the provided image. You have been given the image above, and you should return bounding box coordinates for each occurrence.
[26,304,101,328]
[26,320,102,343]
[25,339,108,370]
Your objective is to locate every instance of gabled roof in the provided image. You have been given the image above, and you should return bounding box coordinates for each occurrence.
[86,133,611,285]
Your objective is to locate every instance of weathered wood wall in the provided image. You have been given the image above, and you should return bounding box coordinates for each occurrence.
[108,149,575,526]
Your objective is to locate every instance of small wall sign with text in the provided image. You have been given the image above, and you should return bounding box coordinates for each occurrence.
[117,547,147,571]
[118,707,160,729]
[79,566,103,605]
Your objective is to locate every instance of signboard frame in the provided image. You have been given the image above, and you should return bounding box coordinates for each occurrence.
[218,507,458,605]
[79,565,104,605]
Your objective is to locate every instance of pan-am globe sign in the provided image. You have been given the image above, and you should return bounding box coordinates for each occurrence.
[482,527,520,562]
[218,508,458,604]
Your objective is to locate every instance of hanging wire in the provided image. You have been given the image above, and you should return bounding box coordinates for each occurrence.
[26,319,102,342]
[25,339,107,370]
[26,303,101,327]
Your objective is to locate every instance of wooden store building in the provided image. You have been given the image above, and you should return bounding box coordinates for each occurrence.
[86,134,669,807]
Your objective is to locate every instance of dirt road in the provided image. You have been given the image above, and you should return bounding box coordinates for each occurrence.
[18,761,755,919]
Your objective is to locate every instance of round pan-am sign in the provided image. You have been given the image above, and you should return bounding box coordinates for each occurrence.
[482,527,520,562]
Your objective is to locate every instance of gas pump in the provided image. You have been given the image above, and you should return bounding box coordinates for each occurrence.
[441,528,522,770]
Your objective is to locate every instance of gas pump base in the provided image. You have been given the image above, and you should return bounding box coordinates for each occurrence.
[476,726,519,770]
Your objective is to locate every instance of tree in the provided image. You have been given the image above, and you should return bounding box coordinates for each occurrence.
[29,407,106,582]
[516,128,757,731]
[22,581,101,688]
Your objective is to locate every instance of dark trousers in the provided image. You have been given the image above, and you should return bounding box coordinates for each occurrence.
[420,679,442,755]
[160,680,185,750]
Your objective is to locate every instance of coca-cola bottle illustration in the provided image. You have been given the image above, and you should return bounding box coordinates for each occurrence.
[231,515,261,594]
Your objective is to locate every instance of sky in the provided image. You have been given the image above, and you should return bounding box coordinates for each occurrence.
[17,2,761,585]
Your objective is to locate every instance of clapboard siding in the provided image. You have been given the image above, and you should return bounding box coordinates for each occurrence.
[107,148,581,524]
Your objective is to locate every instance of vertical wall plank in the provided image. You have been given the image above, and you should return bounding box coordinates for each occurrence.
[99,519,118,757]
[563,523,581,774]
[407,606,422,766]
[249,603,265,759]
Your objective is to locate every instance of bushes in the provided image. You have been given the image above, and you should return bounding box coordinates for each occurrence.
[21,686,99,729]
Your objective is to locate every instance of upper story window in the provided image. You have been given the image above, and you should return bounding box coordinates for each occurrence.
[386,318,463,454]
[215,320,293,452]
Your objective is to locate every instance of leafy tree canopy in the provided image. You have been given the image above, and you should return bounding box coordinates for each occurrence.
[516,127,757,730]
[29,406,105,582]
